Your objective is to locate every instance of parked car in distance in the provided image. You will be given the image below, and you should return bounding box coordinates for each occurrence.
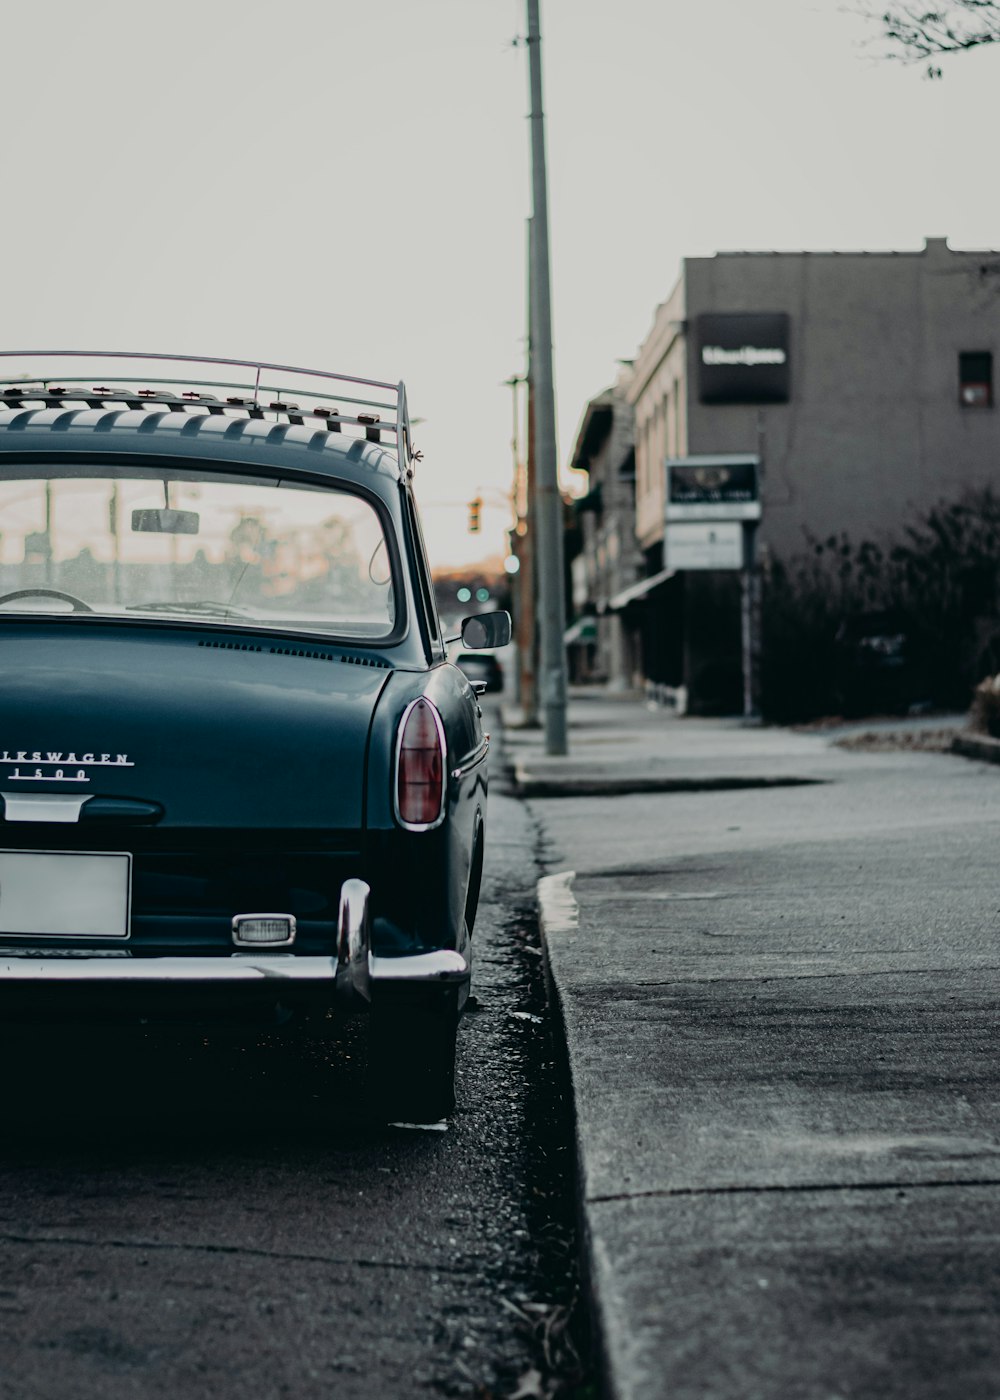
[834,610,922,717]
[0,351,511,1123]
[455,651,504,695]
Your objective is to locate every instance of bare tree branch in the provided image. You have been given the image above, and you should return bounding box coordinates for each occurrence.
[857,0,1000,75]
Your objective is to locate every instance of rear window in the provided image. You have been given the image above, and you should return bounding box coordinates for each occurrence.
[0,465,396,639]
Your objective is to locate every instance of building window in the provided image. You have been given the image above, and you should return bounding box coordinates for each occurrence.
[959,351,993,408]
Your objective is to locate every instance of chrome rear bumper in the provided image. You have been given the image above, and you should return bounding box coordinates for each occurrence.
[0,951,469,984]
[0,880,469,996]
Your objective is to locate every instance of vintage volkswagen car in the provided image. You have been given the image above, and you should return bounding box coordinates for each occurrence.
[0,352,509,1122]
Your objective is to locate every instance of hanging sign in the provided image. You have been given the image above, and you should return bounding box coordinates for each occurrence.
[664,521,744,571]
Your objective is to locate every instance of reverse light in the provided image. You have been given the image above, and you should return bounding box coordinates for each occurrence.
[232,914,296,947]
[395,698,447,830]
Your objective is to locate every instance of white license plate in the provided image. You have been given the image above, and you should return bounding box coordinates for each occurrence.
[0,850,131,938]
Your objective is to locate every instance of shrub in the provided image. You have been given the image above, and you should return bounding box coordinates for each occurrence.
[760,553,841,723]
[761,487,1000,722]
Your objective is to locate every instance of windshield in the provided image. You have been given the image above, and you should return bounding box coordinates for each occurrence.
[0,467,396,639]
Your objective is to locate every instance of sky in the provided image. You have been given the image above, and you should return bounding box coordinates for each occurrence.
[2,0,998,570]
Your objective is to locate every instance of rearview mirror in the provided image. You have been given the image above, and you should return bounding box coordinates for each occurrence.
[461,610,512,650]
[131,508,200,536]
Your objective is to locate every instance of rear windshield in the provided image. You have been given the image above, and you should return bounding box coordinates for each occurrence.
[0,466,396,639]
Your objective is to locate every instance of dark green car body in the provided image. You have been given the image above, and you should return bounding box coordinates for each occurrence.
[0,362,505,1119]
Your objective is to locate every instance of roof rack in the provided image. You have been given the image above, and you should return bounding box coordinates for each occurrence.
[0,350,417,472]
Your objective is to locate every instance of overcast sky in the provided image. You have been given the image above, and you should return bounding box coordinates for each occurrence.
[2,0,997,568]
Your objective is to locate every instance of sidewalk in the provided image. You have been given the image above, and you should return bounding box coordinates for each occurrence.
[500,692,1000,1400]
[503,689,961,796]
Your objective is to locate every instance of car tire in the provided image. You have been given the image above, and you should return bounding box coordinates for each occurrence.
[367,993,459,1123]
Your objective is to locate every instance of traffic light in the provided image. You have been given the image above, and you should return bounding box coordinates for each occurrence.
[467,496,482,533]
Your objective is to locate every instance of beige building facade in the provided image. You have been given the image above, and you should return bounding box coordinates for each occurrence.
[567,367,643,689]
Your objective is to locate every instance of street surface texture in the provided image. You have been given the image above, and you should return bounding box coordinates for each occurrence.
[0,784,586,1400]
[531,726,1000,1400]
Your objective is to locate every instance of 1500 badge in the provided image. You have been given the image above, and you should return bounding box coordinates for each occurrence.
[0,751,134,782]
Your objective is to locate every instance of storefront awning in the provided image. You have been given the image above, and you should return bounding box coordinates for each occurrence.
[563,616,598,645]
[606,567,675,612]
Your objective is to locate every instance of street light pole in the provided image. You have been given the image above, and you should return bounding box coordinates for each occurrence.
[525,0,568,756]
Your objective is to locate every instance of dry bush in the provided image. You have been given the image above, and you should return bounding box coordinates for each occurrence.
[761,487,1000,722]
[970,674,1000,737]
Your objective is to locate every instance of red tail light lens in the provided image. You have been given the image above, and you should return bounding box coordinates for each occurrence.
[395,698,446,828]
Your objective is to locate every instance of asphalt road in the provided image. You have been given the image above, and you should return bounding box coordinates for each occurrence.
[0,786,581,1400]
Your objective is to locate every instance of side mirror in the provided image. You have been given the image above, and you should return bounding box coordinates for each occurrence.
[460,610,512,650]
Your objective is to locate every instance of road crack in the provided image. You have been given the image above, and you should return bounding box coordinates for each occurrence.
[572,963,1000,992]
[588,1176,1000,1204]
[0,1231,480,1274]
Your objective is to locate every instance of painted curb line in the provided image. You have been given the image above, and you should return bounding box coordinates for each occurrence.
[537,870,579,937]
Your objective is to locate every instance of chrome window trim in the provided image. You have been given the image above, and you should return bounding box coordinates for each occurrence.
[450,737,489,781]
[393,696,448,832]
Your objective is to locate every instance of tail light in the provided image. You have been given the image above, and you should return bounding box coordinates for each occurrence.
[394,697,447,830]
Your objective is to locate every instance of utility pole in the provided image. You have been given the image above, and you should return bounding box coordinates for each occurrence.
[525,0,568,755]
[506,368,537,723]
[508,215,539,726]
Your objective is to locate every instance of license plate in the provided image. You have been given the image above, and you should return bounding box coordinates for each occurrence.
[0,850,131,938]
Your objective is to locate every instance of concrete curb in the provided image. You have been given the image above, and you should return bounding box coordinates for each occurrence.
[536,871,620,1400]
[952,731,1000,765]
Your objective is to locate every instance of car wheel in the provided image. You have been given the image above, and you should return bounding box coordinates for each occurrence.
[367,992,459,1123]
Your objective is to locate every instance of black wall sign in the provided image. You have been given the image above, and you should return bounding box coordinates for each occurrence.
[697,312,790,404]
